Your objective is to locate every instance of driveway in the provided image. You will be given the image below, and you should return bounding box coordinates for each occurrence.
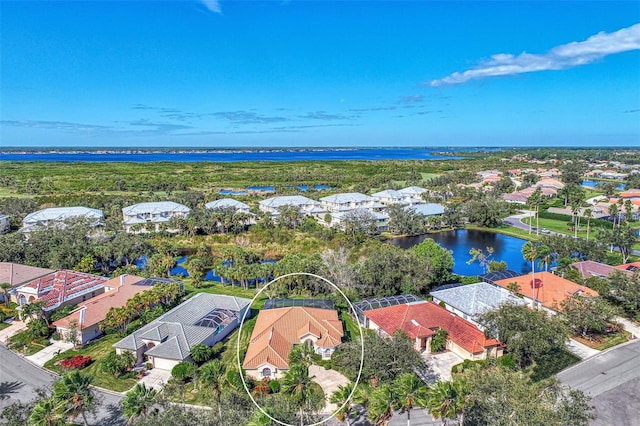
[137,367,171,391]
[26,339,74,366]
[309,365,350,415]
[566,338,599,359]
[0,319,27,345]
[422,351,464,382]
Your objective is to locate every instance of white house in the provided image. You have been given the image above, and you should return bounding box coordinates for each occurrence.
[21,207,104,233]
[205,198,251,214]
[371,189,408,206]
[398,186,427,204]
[258,196,325,217]
[114,293,251,371]
[319,193,384,213]
[122,201,190,233]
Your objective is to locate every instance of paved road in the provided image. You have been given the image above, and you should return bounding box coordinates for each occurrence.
[558,339,640,426]
[0,345,124,425]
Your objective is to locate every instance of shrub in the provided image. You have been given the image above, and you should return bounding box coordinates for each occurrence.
[60,355,92,370]
[172,361,197,382]
[268,379,280,393]
[101,351,135,377]
[430,328,448,353]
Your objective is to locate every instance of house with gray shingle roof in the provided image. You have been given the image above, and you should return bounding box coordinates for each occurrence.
[114,293,251,371]
[430,282,525,328]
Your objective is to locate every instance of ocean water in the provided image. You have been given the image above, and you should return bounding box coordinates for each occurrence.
[0,147,472,162]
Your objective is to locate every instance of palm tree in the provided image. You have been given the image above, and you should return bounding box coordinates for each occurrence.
[610,203,619,228]
[522,242,545,309]
[571,203,581,239]
[367,383,397,425]
[0,282,11,308]
[281,363,324,425]
[425,380,470,426]
[29,398,62,426]
[288,342,320,368]
[392,373,428,426]
[584,208,593,241]
[201,359,225,417]
[52,371,95,426]
[330,383,355,425]
[121,383,158,424]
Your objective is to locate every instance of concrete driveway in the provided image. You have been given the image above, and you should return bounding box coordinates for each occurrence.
[309,365,350,415]
[137,367,171,391]
[0,319,26,345]
[26,339,73,366]
[422,351,464,382]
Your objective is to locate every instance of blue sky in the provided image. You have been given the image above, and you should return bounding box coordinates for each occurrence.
[1,1,639,148]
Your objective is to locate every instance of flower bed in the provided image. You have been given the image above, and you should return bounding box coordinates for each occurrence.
[60,354,92,370]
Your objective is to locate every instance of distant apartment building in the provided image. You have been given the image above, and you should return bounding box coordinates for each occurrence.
[319,192,384,212]
[21,206,104,233]
[205,198,251,214]
[122,201,190,233]
[258,196,326,218]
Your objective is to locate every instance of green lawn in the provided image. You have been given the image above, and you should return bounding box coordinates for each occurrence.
[340,311,361,343]
[465,224,538,242]
[592,331,631,351]
[44,334,138,393]
[8,329,51,356]
[0,322,11,331]
[220,317,257,372]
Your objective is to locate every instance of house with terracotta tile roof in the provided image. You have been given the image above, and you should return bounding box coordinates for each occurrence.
[15,270,108,315]
[52,275,146,345]
[360,300,503,361]
[243,306,344,380]
[616,261,640,272]
[493,271,598,312]
[0,262,54,303]
[569,261,629,280]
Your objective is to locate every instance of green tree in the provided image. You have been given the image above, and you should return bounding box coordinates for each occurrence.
[190,344,213,364]
[610,271,640,319]
[0,282,12,307]
[478,304,568,367]
[29,398,62,426]
[467,247,494,274]
[560,295,619,338]
[121,384,158,425]
[367,383,397,425]
[425,379,470,426]
[171,361,197,383]
[430,328,448,353]
[281,363,325,425]
[52,371,95,426]
[412,239,455,286]
[521,242,548,309]
[393,373,428,426]
[329,383,355,426]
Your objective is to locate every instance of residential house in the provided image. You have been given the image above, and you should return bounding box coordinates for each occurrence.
[493,271,598,313]
[357,298,503,360]
[569,261,628,280]
[0,262,54,303]
[52,275,146,345]
[122,201,190,233]
[243,304,344,380]
[15,270,108,315]
[21,206,104,233]
[114,293,251,370]
[616,261,640,273]
[430,282,525,328]
[620,189,640,200]
[325,209,389,232]
[258,196,325,218]
[0,214,10,234]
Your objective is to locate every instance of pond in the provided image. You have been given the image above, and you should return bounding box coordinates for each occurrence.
[392,229,546,276]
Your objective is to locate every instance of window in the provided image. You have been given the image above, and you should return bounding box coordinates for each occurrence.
[262,368,271,378]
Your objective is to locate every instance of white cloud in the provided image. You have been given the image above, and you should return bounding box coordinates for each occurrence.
[428,23,640,87]
[201,0,221,14]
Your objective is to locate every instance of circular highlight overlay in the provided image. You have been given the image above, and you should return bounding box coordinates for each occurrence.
[236,272,365,426]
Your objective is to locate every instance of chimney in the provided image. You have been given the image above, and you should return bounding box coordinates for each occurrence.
[120,274,126,287]
[10,263,14,286]
[79,306,86,326]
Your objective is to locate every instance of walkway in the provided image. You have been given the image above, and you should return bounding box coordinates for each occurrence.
[309,364,350,415]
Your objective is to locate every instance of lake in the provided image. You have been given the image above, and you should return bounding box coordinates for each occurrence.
[0,147,474,162]
[392,229,544,276]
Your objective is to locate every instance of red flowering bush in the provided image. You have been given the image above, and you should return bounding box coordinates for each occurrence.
[60,355,92,370]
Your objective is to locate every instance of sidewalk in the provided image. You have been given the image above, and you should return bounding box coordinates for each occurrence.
[617,317,640,339]
[566,338,599,359]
